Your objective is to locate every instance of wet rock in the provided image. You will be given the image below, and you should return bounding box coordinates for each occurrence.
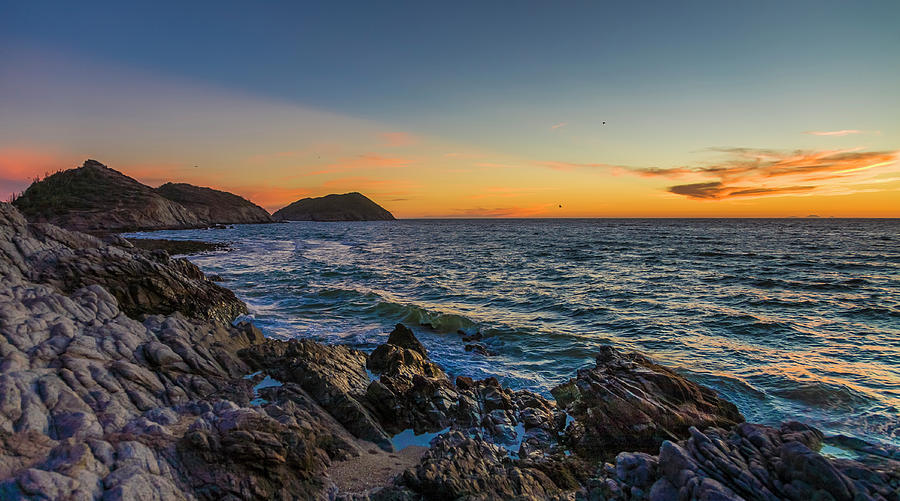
[240,338,393,451]
[464,343,495,356]
[552,345,743,458]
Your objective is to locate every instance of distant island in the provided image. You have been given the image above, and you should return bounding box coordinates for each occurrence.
[10,159,395,232]
[273,192,395,221]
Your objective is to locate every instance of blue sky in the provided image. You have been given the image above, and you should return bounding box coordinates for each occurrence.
[2,1,898,216]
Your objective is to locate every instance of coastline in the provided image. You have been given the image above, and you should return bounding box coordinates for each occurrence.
[1,203,898,500]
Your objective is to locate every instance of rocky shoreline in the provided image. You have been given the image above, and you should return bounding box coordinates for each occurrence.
[0,201,897,500]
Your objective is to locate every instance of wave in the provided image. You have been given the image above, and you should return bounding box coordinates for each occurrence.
[368,301,479,334]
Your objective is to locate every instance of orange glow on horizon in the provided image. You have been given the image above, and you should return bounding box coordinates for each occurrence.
[1,145,898,218]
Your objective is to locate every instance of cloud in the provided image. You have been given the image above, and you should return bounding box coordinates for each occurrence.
[551,122,568,130]
[667,182,816,199]
[379,132,417,147]
[633,148,898,200]
[804,130,879,136]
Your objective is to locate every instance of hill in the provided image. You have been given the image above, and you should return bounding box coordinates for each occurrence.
[12,159,202,232]
[273,192,395,221]
[155,182,272,225]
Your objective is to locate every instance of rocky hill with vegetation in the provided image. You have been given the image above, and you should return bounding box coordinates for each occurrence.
[11,160,271,232]
[273,192,395,221]
[155,182,272,225]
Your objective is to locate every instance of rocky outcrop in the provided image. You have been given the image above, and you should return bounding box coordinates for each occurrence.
[273,192,395,221]
[587,422,900,501]
[11,159,272,232]
[1,201,897,500]
[11,160,203,232]
[0,202,354,499]
[0,202,246,323]
[240,339,394,451]
[155,183,272,225]
[552,345,744,459]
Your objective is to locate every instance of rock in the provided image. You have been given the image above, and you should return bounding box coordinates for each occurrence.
[552,345,743,458]
[367,325,443,379]
[0,202,246,323]
[3,201,898,500]
[273,193,395,221]
[240,338,393,451]
[587,421,900,501]
[395,431,577,500]
[464,343,495,356]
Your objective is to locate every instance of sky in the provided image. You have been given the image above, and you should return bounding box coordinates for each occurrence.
[1,0,898,217]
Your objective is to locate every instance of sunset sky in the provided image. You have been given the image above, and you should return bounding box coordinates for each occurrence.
[1,1,898,217]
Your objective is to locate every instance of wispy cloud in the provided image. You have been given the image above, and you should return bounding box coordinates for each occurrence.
[804,130,879,136]
[629,148,898,200]
[551,122,568,130]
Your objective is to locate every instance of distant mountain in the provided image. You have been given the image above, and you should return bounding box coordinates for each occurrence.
[273,192,395,221]
[12,159,271,232]
[155,183,272,225]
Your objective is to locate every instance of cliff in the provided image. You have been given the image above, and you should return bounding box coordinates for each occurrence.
[273,192,395,221]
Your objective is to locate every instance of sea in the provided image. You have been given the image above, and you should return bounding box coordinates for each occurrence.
[126,218,900,448]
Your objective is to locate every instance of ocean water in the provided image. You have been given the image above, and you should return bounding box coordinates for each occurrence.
[127,219,900,447]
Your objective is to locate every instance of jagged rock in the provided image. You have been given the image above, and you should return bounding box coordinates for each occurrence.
[394,431,581,500]
[240,338,393,451]
[0,202,246,323]
[368,324,444,379]
[2,201,897,500]
[587,421,900,501]
[552,345,744,459]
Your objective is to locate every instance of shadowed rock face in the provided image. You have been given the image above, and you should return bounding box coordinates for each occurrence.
[273,192,395,221]
[1,202,897,500]
[154,182,273,225]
